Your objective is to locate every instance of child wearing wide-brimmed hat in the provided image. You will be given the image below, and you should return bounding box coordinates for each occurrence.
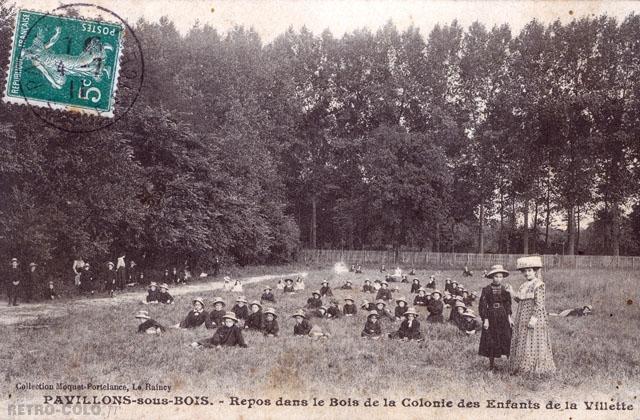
[394,297,408,320]
[319,280,333,297]
[206,297,227,329]
[262,308,279,337]
[426,275,436,289]
[457,309,482,335]
[157,283,174,304]
[361,300,375,311]
[232,296,249,322]
[343,296,357,316]
[244,300,263,330]
[261,286,276,303]
[194,312,247,348]
[177,298,209,329]
[389,307,423,341]
[426,290,444,323]
[361,311,382,339]
[374,299,395,321]
[305,290,323,309]
[292,310,312,336]
[410,278,421,294]
[135,310,166,334]
[375,280,393,301]
[340,279,353,290]
[283,278,296,293]
[478,264,513,371]
[311,305,329,319]
[444,278,454,294]
[449,299,465,325]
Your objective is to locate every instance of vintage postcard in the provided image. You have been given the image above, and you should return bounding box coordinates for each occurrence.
[0,1,638,419]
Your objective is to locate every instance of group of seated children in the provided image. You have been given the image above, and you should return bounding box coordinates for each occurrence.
[275,277,305,292]
[143,282,174,304]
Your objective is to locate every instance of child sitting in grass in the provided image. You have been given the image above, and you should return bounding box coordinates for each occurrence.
[206,297,226,329]
[145,282,159,304]
[306,290,323,309]
[283,278,296,293]
[389,308,423,341]
[449,299,466,324]
[426,290,444,323]
[374,300,395,321]
[231,279,243,292]
[327,300,342,318]
[343,296,357,316]
[340,280,353,290]
[157,283,174,304]
[262,308,279,337]
[362,279,375,293]
[414,288,428,306]
[319,280,333,297]
[261,286,276,303]
[375,281,393,301]
[292,310,312,336]
[177,298,208,329]
[45,281,58,300]
[193,312,247,348]
[244,301,263,330]
[311,306,329,319]
[549,305,593,317]
[445,278,453,293]
[294,276,305,290]
[276,279,284,290]
[361,311,382,339]
[232,296,249,322]
[394,297,408,320]
[136,310,166,334]
[361,300,375,311]
[410,278,421,294]
[426,275,436,289]
[456,309,481,335]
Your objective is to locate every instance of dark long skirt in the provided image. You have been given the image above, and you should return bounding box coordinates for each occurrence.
[478,307,511,358]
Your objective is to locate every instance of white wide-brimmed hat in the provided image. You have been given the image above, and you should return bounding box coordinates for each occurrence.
[486,264,509,278]
[516,256,543,270]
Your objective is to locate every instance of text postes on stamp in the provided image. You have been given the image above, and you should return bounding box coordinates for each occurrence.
[3,9,124,117]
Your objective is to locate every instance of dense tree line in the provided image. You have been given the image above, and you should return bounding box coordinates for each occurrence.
[1,1,640,274]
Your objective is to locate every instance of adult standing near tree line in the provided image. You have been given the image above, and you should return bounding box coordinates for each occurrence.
[72,257,85,288]
[116,254,126,290]
[508,256,556,376]
[478,264,513,371]
[25,262,40,302]
[7,257,22,306]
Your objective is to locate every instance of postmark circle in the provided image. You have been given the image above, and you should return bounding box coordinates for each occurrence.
[14,3,144,133]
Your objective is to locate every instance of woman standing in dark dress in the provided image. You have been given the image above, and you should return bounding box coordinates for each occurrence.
[478,264,513,371]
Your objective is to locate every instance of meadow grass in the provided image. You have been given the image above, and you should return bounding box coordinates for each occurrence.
[1,267,639,406]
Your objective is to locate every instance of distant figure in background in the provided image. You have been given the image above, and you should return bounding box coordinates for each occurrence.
[319,280,333,297]
[223,276,232,291]
[7,257,22,306]
[79,263,96,295]
[373,279,382,291]
[409,268,416,276]
[462,265,473,277]
[401,274,409,283]
[410,278,421,294]
[261,286,276,303]
[104,261,117,297]
[444,278,454,294]
[145,282,159,304]
[340,279,353,290]
[349,264,355,272]
[171,267,179,284]
[115,255,126,290]
[380,264,386,273]
[294,277,305,290]
[127,260,138,285]
[426,275,436,289]
[72,257,85,288]
[212,256,220,277]
[509,256,555,376]
[355,264,363,274]
[45,280,58,300]
[276,279,284,290]
[136,310,165,334]
[361,311,382,339]
[25,262,39,302]
[231,279,243,293]
[549,305,593,317]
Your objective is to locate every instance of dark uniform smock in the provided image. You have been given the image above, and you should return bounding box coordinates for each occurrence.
[261,292,276,303]
[206,309,226,329]
[157,291,174,304]
[362,284,375,293]
[319,286,333,297]
[200,325,247,348]
[375,288,392,301]
[394,319,422,340]
[395,306,408,318]
[426,300,444,323]
[105,269,117,293]
[79,269,95,293]
[343,304,357,315]
[179,310,208,328]
[410,282,421,294]
[244,311,263,330]
[306,297,322,309]
[361,320,382,338]
[146,290,159,303]
[232,304,249,320]
[327,306,342,318]
[293,319,312,336]
[413,295,428,306]
[262,320,279,336]
[7,267,22,305]
[478,284,512,358]
[283,284,295,293]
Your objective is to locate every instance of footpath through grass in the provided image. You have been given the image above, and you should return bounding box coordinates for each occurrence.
[1,266,638,404]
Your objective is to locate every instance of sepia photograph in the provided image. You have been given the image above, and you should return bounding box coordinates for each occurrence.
[0,1,639,419]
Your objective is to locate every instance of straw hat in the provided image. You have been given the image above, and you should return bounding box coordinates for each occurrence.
[375,299,386,306]
[367,310,380,318]
[285,278,293,283]
[461,310,476,318]
[486,264,509,278]
[135,310,150,320]
[263,308,277,318]
[346,279,352,284]
[160,283,169,290]
[516,255,543,270]
[344,296,355,302]
[431,290,442,298]
[250,300,262,309]
[381,280,389,286]
[319,306,328,312]
[212,297,225,306]
[236,296,248,303]
[417,287,426,293]
[404,307,419,317]
[222,312,238,323]
[264,286,272,291]
[223,276,231,281]
[321,280,329,285]
[454,301,466,308]
[396,296,407,304]
[312,290,321,296]
[149,282,158,288]
[192,297,205,307]
[292,309,307,319]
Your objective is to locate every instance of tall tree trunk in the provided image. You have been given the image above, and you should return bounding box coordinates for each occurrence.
[523,199,529,254]
[544,184,551,253]
[310,194,317,249]
[575,204,581,253]
[532,201,539,254]
[435,222,441,253]
[567,205,575,255]
[478,202,485,255]
[611,201,620,256]
[499,191,505,253]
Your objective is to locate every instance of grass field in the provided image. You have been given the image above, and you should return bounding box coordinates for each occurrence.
[1,266,639,413]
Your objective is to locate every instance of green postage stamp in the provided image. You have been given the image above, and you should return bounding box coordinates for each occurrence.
[2,9,124,117]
